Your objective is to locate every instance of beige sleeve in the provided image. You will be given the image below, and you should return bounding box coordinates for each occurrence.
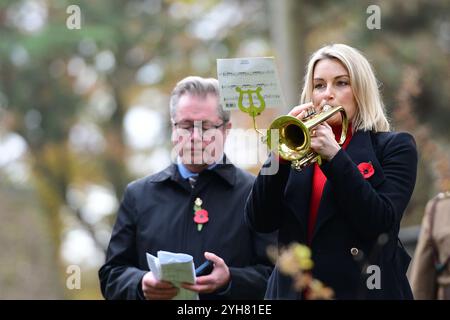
[409,200,437,299]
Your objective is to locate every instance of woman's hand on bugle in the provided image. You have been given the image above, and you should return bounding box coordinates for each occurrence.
[288,102,318,120]
[310,122,341,161]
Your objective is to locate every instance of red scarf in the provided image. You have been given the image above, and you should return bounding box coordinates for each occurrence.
[307,125,353,245]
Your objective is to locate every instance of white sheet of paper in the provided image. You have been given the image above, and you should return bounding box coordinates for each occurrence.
[217,57,285,111]
[146,251,198,300]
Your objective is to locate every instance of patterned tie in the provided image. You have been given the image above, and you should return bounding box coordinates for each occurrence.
[188,176,197,188]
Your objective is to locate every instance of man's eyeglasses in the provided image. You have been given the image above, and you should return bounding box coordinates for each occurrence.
[172,121,226,133]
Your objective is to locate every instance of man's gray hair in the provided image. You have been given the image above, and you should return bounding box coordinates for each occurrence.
[169,76,230,123]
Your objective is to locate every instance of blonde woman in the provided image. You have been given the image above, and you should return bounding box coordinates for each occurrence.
[246,44,418,299]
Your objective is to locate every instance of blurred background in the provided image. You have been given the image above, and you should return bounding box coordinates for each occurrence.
[0,0,449,299]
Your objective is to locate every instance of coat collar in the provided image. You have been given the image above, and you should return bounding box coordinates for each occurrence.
[338,130,385,187]
[285,130,385,243]
[311,130,385,242]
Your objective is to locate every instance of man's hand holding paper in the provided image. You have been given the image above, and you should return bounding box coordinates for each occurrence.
[181,252,230,295]
[145,251,198,300]
[141,272,179,300]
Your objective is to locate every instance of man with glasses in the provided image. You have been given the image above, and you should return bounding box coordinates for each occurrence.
[99,76,275,300]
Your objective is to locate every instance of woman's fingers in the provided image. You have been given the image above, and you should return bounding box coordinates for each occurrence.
[288,102,314,117]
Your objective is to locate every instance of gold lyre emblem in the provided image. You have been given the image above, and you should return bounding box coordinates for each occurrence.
[235,86,266,118]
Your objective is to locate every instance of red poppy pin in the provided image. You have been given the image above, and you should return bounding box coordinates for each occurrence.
[357,162,375,179]
[193,198,209,231]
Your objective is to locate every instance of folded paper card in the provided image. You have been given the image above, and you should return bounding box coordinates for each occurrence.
[146,251,198,300]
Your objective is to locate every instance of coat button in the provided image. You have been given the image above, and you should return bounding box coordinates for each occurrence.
[350,247,359,256]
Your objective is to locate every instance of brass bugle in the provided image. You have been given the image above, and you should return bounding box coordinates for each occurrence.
[267,104,348,171]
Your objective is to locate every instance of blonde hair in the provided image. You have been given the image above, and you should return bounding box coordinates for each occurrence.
[300,44,390,132]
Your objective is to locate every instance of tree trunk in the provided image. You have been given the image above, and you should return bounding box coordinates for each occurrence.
[269,0,308,112]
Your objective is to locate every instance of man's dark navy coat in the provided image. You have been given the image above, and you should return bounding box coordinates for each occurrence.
[99,161,275,299]
[246,131,417,299]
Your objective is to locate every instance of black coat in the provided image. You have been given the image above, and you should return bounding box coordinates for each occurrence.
[99,161,276,300]
[245,131,417,299]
